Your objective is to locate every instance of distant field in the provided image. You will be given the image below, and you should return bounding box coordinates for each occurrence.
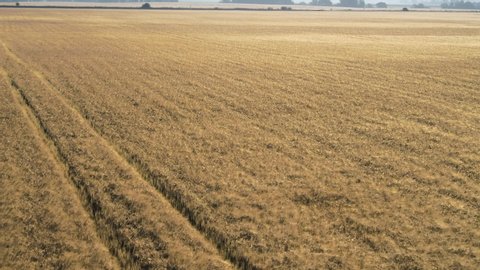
[1,9,479,270]
[0,2,312,9]
[0,1,456,11]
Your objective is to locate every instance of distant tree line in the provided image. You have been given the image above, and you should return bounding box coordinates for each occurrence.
[310,0,387,8]
[441,0,480,9]
[338,0,365,7]
[221,0,294,4]
[412,3,427,8]
[310,0,334,5]
[217,0,391,7]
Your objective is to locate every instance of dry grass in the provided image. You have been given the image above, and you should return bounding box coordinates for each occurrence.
[0,68,119,269]
[1,9,479,269]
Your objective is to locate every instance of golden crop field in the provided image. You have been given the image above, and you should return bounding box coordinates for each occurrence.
[1,9,479,270]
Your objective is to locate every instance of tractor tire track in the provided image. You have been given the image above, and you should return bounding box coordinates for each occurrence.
[1,40,261,269]
[2,38,261,270]
[1,42,235,270]
[0,67,120,270]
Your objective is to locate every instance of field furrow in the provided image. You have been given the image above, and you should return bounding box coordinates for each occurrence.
[0,42,234,270]
[0,68,119,270]
[1,9,479,270]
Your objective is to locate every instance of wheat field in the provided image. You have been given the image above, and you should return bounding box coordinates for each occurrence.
[0,9,479,270]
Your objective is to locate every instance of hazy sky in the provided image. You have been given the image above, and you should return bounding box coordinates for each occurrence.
[179,0,427,4]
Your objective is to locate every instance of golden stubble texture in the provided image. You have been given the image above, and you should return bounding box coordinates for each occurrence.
[0,9,479,270]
